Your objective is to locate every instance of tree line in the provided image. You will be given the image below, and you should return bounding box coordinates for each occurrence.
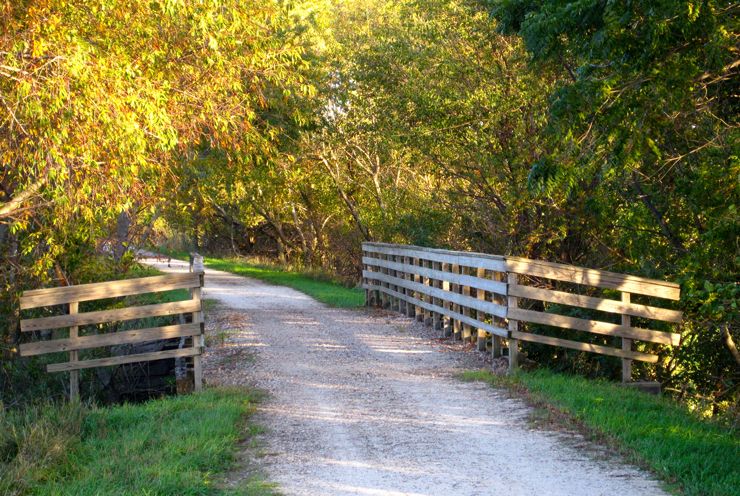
[1,0,737,415]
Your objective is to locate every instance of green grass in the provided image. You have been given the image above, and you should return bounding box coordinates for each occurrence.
[461,369,739,496]
[1,388,277,496]
[202,256,365,308]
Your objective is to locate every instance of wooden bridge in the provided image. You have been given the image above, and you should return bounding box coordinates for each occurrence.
[362,242,682,382]
[16,244,682,402]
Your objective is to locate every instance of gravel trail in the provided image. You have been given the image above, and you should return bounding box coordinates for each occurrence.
[144,257,666,496]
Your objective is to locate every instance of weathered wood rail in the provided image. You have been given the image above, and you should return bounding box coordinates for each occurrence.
[362,243,682,381]
[19,265,205,401]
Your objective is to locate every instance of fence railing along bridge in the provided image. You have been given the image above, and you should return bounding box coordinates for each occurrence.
[17,244,682,402]
[362,242,682,382]
[18,257,206,402]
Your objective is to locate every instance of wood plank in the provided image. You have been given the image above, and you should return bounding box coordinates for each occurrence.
[21,300,201,332]
[509,284,682,323]
[510,330,658,363]
[505,257,680,300]
[362,269,507,318]
[508,308,680,346]
[363,283,508,338]
[363,243,680,299]
[363,256,507,295]
[20,273,201,309]
[362,243,506,272]
[19,323,202,356]
[47,347,201,373]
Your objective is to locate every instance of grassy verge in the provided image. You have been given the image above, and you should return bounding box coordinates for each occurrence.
[461,369,739,496]
[1,388,277,496]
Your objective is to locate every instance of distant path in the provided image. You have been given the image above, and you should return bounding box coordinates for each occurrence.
[143,256,666,496]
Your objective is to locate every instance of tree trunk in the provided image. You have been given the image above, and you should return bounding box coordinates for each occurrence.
[114,210,131,261]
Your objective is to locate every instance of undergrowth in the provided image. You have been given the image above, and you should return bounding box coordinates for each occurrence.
[0,388,276,495]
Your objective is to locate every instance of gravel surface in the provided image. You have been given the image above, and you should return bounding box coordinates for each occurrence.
[143,257,666,496]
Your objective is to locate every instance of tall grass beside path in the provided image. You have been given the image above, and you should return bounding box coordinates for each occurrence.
[1,388,275,495]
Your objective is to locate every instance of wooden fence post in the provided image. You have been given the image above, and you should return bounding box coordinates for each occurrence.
[391,255,400,312]
[405,256,415,318]
[461,267,472,342]
[422,259,431,325]
[622,292,632,383]
[69,301,80,402]
[450,264,462,340]
[191,255,205,392]
[414,258,423,321]
[432,261,441,331]
[507,272,519,371]
[363,249,370,306]
[476,267,487,351]
[441,263,452,337]
[491,270,503,358]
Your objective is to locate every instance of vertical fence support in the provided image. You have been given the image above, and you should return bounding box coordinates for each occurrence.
[476,267,487,351]
[461,267,472,342]
[398,256,407,314]
[380,254,389,308]
[432,261,441,331]
[405,256,415,318]
[492,271,503,358]
[363,249,370,306]
[507,272,519,371]
[414,258,423,321]
[622,292,632,383]
[191,255,205,392]
[422,260,431,326]
[69,301,80,402]
[451,264,461,339]
[441,263,452,337]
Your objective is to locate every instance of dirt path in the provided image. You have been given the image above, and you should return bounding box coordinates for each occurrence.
[144,257,666,496]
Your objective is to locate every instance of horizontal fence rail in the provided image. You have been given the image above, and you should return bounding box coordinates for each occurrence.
[362,243,682,381]
[19,269,205,401]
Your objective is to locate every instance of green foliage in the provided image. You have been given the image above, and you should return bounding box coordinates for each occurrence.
[0,388,271,496]
[462,369,739,496]
[488,0,739,414]
[2,0,735,416]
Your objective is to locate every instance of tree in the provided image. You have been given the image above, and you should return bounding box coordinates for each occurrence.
[490,0,739,411]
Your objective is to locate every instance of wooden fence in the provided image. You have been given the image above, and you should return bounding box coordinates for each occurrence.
[362,243,682,381]
[19,268,205,401]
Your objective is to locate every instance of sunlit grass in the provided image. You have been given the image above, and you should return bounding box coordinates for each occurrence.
[461,369,739,496]
[2,388,277,495]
